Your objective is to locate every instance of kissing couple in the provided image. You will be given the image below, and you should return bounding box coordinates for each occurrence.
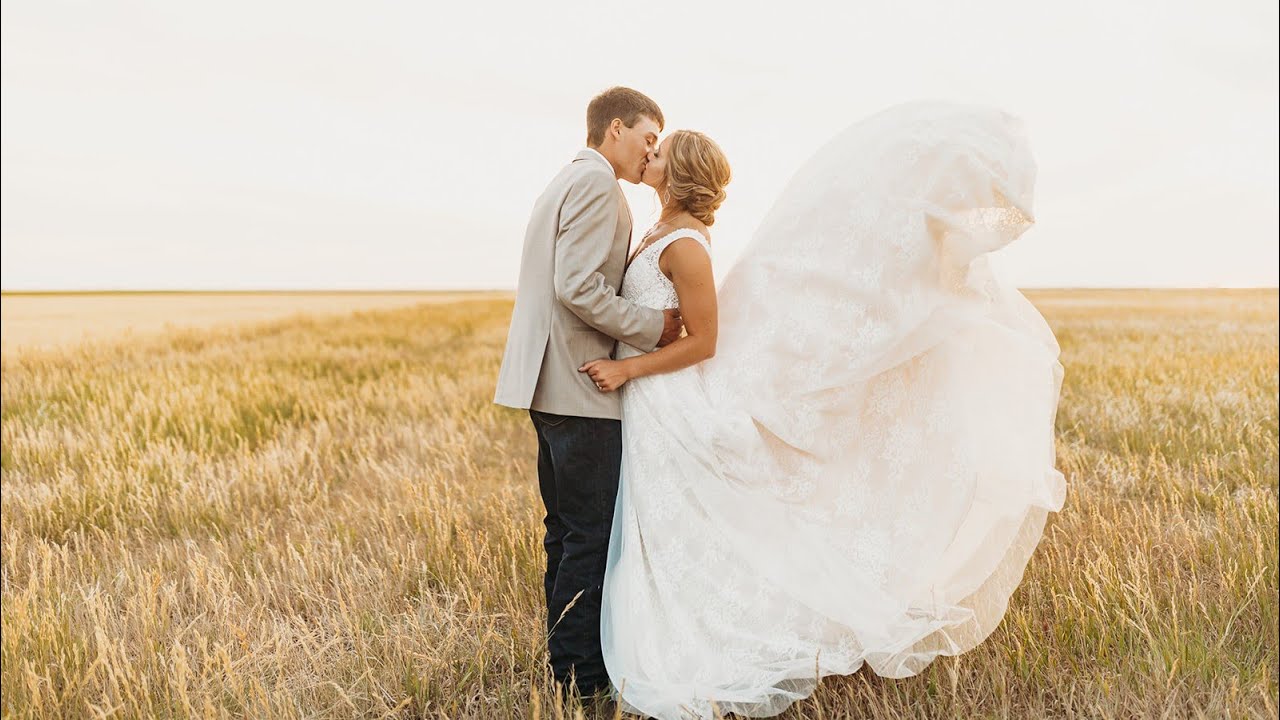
[495,86,1065,719]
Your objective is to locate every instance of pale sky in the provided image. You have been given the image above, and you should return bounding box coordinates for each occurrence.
[2,0,1276,290]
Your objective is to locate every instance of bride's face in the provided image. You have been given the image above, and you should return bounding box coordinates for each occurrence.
[641,137,669,191]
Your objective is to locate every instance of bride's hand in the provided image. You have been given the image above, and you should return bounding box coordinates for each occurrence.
[579,358,631,392]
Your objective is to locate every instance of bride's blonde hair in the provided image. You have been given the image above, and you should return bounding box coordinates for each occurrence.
[663,130,731,226]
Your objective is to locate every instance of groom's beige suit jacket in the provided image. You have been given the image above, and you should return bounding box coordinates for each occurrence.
[494,149,664,420]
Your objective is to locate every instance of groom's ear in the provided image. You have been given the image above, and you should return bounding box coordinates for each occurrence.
[605,117,624,143]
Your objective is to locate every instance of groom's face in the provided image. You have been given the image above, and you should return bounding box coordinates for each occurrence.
[616,115,661,184]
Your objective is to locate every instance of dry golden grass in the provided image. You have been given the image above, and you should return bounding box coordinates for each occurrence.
[1,289,1276,719]
[0,291,511,355]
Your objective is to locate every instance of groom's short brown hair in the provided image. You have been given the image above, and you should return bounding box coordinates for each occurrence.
[586,87,664,147]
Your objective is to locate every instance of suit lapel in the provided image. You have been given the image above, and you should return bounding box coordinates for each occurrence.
[573,149,632,262]
[620,185,633,235]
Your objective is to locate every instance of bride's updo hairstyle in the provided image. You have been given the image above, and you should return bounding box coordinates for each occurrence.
[664,130,732,226]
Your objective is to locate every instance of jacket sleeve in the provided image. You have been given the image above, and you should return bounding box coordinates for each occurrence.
[553,171,664,351]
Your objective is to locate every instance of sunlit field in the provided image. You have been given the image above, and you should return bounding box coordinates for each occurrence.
[0,291,510,355]
[2,289,1276,719]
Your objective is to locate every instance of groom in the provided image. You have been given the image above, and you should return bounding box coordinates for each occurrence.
[493,87,683,695]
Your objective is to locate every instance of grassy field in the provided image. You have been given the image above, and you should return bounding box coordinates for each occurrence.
[1,290,1276,719]
[0,291,510,355]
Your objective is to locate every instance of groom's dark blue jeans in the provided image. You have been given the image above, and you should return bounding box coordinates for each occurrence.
[528,408,621,695]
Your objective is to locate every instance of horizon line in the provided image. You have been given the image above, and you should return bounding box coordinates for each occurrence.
[3,286,1279,296]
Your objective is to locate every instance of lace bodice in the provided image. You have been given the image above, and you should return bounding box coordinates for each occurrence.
[620,227,711,310]
[617,227,711,359]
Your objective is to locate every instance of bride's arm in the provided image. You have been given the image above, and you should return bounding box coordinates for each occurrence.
[580,238,716,391]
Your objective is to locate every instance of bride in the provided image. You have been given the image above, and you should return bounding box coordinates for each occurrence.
[579,101,1066,719]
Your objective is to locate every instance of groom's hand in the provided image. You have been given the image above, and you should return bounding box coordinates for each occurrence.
[657,309,684,347]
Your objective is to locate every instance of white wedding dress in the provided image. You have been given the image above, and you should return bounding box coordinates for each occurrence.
[600,101,1066,720]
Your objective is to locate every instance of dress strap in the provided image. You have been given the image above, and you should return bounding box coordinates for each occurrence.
[627,227,712,271]
[650,227,711,257]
